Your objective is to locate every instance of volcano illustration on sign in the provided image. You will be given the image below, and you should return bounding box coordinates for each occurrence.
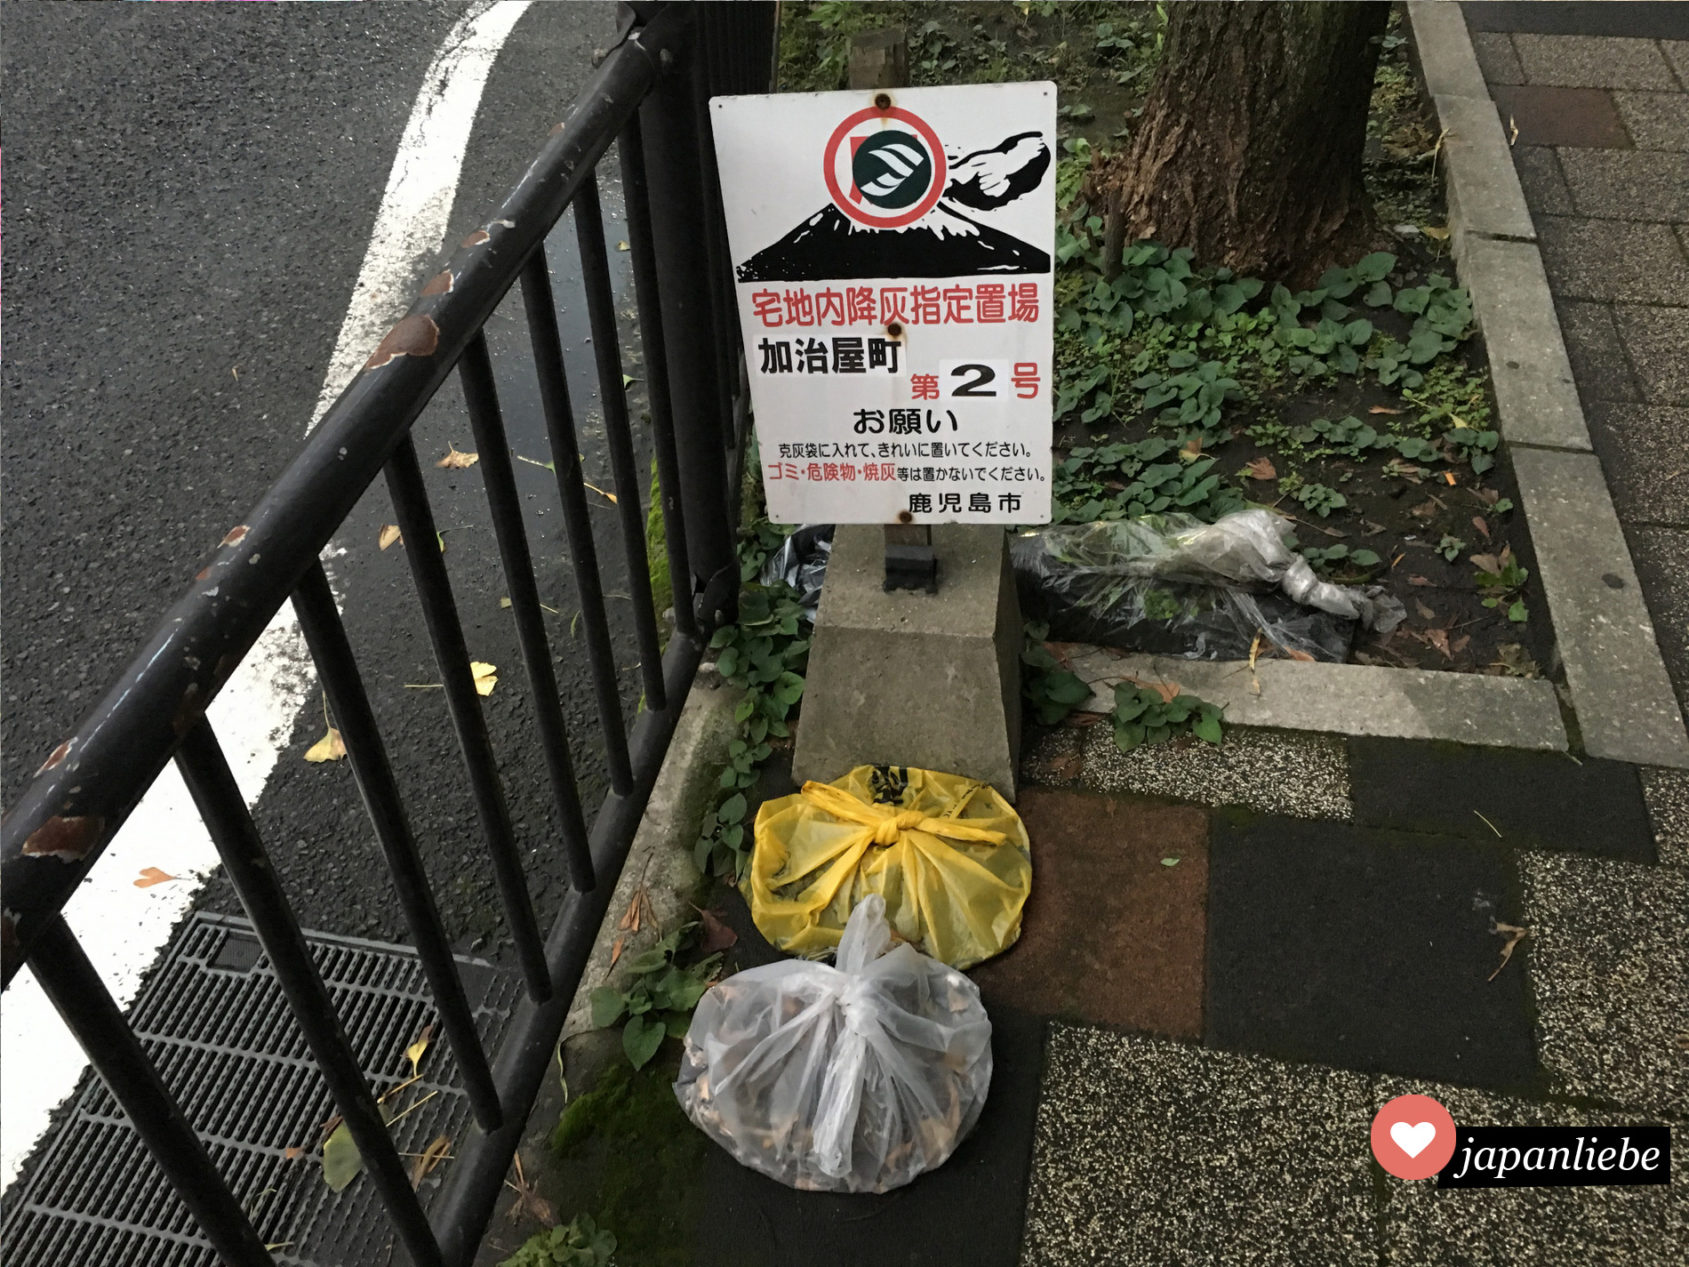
[736,107,1052,283]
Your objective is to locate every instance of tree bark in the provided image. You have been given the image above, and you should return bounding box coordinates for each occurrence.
[1098,1,1391,284]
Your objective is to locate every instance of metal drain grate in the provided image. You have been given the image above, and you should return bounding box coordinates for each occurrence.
[2,912,519,1266]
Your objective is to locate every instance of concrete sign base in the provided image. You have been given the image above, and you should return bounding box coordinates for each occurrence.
[793,524,1023,799]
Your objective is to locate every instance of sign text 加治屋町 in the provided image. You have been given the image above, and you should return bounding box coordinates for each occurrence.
[710,83,1056,525]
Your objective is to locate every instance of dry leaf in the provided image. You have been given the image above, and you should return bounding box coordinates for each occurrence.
[504,1153,556,1227]
[471,662,498,697]
[1408,574,1433,586]
[1248,631,1263,695]
[583,479,618,505]
[1063,711,1106,728]
[1472,515,1490,540]
[1423,224,1451,241]
[1410,499,1440,521]
[609,934,627,968]
[284,1146,306,1162]
[1179,436,1204,460]
[1424,628,1451,659]
[1450,634,1471,656]
[1124,674,1180,704]
[436,444,479,470]
[1507,115,1519,147]
[1488,922,1528,981]
[406,1023,435,1079]
[695,906,739,955]
[134,867,178,889]
[616,241,630,252]
[410,1135,452,1188]
[1284,647,1316,662]
[1415,601,1436,621]
[305,726,347,763]
[1244,456,1277,481]
[1470,552,1502,574]
[379,524,403,551]
[1368,405,1403,416]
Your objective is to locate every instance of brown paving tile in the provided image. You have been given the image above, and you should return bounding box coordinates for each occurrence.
[1490,84,1632,147]
[970,787,1208,1039]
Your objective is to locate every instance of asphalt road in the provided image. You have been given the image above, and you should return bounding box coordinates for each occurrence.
[1,0,651,973]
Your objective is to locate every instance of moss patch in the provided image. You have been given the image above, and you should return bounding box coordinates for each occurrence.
[645,457,672,652]
[544,1058,708,1267]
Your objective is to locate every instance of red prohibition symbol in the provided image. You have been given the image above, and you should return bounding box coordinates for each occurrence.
[822,104,948,230]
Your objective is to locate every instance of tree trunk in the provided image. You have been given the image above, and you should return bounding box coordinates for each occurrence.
[1099,1,1391,284]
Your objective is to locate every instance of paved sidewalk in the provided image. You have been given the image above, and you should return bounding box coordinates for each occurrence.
[1463,2,1689,718]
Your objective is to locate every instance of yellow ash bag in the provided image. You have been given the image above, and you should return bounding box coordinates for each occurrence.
[745,765,1031,969]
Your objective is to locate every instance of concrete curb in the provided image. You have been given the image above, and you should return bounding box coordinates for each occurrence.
[1406,0,1689,769]
[1072,649,1568,751]
[558,679,742,1044]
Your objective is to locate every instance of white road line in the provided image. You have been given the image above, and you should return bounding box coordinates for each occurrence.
[1,0,535,1188]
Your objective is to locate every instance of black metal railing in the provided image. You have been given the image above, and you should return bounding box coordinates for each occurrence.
[0,4,776,1264]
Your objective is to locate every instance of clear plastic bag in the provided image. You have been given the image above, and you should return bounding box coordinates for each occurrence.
[1011,510,1405,662]
[674,895,993,1194]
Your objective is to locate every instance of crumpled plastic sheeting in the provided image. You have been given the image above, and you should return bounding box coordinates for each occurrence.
[759,524,834,618]
[675,894,992,1194]
[1012,510,1405,663]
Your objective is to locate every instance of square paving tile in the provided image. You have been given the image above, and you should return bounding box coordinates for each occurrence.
[1490,84,1632,146]
[1560,149,1689,220]
[1519,850,1689,1118]
[1471,31,1525,85]
[1668,41,1689,86]
[1022,1026,1376,1267]
[1556,298,1640,401]
[1641,765,1689,868]
[970,788,1209,1039]
[1613,90,1689,150]
[1613,305,1689,403]
[1465,3,1689,40]
[1538,216,1689,304]
[1206,812,1537,1089]
[1622,525,1689,720]
[1080,724,1351,821]
[1376,1077,1688,1267]
[1348,737,1656,862]
[1513,34,1679,90]
[1513,144,1576,215]
[1587,402,1689,522]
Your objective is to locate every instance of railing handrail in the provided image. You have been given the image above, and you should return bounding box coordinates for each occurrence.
[0,3,691,989]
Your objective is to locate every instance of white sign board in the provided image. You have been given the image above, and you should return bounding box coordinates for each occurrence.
[710,82,1056,525]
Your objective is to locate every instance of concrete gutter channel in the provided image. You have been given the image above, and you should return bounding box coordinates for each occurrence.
[503,4,1689,1241]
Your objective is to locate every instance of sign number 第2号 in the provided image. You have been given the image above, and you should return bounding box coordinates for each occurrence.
[710,83,1056,525]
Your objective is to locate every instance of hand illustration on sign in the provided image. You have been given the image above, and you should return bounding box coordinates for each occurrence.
[736,120,1052,282]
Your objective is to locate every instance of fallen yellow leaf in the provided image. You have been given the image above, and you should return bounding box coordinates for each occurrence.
[406,1022,435,1079]
[379,524,403,551]
[410,1135,452,1188]
[436,443,479,470]
[305,726,347,763]
[471,662,498,697]
[134,867,178,889]
[1423,225,1451,241]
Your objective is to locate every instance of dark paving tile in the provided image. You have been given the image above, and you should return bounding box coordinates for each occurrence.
[1613,90,1689,150]
[1627,525,1689,715]
[971,788,1209,1039]
[1538,216,1689,303]
[1557,298,1641,401]
[1348,736,1656,861]
[1471,31,1525,85]
[1561,148,1689,220]
[1206,811,1538,1090]
[1490,84,1632,146]
[1513,33,1680,88]
[690,1005,1046,1267]
[1465,2,1689,40]
[1587,402,1689,523]
[1514,144,1576,215]
[1614,304,1689,402]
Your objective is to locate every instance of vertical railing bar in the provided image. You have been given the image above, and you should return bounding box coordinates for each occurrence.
[291,561,503,1128]
[457,331,599,893]
[383,436,551,1000]
[571,171,668,711]
[29,914,277,1267]
[173,720,442,1267]
[617,118,699,642]
[517,248,636,792]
